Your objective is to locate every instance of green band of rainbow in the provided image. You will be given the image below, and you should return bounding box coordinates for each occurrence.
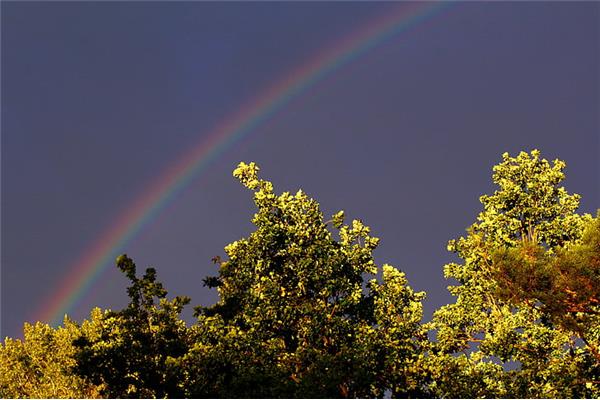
[34,1,449,326]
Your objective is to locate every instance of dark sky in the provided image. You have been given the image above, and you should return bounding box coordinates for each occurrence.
[2,1,598,339]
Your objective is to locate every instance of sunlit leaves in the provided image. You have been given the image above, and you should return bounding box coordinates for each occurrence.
[0,318,101,398]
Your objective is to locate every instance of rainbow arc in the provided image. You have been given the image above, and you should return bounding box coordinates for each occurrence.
[35,1,449,326]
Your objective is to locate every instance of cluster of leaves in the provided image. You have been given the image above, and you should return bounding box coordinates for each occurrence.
[1,150,598,398]
[0,319,101,398]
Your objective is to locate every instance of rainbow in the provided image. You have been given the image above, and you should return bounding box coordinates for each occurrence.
[35,1,450,326]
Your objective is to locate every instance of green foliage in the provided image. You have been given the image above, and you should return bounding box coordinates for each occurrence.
[0,318,101,398]
[184,162,427,397]
[429,150,598,398]
[73,256,192,398]
[2,151,598,398]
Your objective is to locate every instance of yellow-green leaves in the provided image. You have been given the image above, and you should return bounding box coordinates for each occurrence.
[233,161,260,188]
[0,319,101,398]
[482,149,585,248]
[233,161,274,195]
[332,210,345,228]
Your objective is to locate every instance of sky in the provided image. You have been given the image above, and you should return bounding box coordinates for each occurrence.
[1,1,598,339]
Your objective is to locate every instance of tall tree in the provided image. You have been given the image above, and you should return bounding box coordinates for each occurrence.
[428,150,597,398]
[183,162,427,398]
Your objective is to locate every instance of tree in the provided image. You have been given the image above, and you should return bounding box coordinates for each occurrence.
[183,162,427,397]
[428,150,597,398]
[73,255,192,398]
[0,318,101,398]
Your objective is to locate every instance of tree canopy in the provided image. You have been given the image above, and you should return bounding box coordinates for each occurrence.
[1,150,598,398]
